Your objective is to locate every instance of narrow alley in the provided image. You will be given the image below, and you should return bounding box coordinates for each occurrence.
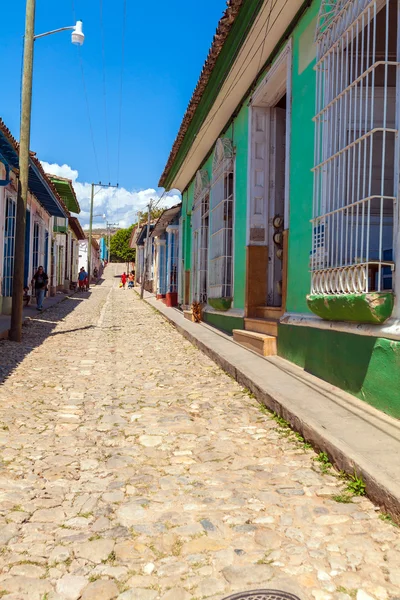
[0,265,398,600]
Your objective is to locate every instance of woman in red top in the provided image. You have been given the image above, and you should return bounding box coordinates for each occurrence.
[121,272,127,289]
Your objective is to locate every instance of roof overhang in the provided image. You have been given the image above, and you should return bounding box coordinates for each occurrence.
[0,119,68,218]
[151,204,182,237]
[161,0,305,192]
[49,175,80,214]
[69,216,86,240]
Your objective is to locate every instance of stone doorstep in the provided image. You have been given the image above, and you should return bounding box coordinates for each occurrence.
[139,289,400,523]
[233,329,277,357]
[245,317,279,337]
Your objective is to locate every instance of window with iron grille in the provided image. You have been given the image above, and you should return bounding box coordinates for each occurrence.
[167,227,179,294]
[312,0,398,296]
[2,197,16,297]
[209,138,234,299]
[192,169,210,303]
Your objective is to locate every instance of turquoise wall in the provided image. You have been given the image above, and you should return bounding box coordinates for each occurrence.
[181,107,249,312]
[286,0,320,314]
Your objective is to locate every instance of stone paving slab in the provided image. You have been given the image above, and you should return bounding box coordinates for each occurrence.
[0,265,398,600]
[141,291,400,522]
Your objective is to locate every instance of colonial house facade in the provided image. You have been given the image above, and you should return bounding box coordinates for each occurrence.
[0,119,68,314]
[48,175,82,293]
[150,204,181,307]
[159,0,400,418]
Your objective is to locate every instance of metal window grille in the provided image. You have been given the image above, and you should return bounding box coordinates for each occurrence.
[209,138,234,299]
[33,222,40,274]
[192,169,210,303]
[312,0,398,295]
[2,197,16,297]
[167,229,179,294]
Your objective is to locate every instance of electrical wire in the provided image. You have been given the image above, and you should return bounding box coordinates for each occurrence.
[100,0,111,182]
[176,0,286,180]
[117,0,127,186]
[71,0,101,180]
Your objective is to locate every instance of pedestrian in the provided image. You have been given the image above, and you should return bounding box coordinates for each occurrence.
[23,286,31,307]
[121,272,127,289]
[78,267,88,292]
[128,272,134,289]
[31,266,48,311]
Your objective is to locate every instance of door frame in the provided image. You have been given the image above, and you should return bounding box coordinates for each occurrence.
[246,41,292,314]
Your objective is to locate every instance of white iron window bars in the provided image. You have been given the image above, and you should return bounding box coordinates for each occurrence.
[312,0,399,296]
[192,169,210,303]
[209,138,234,299]
[2,197,16,297]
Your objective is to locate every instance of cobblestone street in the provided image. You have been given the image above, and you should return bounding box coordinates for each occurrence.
[0,264,399,600]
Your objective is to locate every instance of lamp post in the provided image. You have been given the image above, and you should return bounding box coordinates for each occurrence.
[9,0,84,342]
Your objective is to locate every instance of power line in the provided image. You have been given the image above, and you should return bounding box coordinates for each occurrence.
[117,0,127,185]
[99,0,111,182]
[71,0,101,180]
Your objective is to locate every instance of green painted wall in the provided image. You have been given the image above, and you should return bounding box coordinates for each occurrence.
[278,324,400,419]
[181,108,249,312]
[203,312,244,335]
[232,104,249,310]
[287,1,320,314]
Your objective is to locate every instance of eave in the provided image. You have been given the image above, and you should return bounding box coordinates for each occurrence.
[161,0,307,193]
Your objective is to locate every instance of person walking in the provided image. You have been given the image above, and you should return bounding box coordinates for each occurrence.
[31,266,48,311]
[121,272,127,289]
[78,267,88,292]
[128,272,134,289]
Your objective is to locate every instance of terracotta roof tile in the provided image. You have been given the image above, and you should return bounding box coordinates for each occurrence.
[158,0,244,188]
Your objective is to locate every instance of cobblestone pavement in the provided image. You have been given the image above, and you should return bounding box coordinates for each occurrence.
[0,264,399,600]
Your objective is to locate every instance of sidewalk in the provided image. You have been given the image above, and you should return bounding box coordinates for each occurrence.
[140,290,400,521]
[0,292,73,340]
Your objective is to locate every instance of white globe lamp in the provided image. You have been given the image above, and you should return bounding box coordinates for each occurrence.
[72,21,84,46]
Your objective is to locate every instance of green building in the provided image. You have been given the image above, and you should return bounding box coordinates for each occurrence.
[159,0,400,419]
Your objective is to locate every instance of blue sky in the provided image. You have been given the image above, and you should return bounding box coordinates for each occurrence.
[0,0,227,226]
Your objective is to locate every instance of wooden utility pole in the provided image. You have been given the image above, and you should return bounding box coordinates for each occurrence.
[9,0,36,342]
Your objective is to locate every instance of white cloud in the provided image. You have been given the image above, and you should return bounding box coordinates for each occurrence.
[41,161,181,230]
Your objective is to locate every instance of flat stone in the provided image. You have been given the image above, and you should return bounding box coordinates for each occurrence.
[31,507,65,523]
[56,575,89,600]
[81,579,119,600]
[222,564,274,585]
[1,576,53,599]
[50,546,72,563]
[315,515,350,525]
[138,435,162,447]
[73,539,115,563]
[118,590,158,600]
[116,503,147,527]
[197,578,226,597]
[9,564,46,578]
[200,518,215,531]
[160,588,191,600]
[255,529,283,549]
[181,537,226,554]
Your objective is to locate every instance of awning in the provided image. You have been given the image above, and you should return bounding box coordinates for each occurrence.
[0,119,68,218]
[151,203,181,237]
[49,175,80,214]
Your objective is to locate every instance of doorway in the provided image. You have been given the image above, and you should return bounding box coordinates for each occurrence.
[247,44,291,317]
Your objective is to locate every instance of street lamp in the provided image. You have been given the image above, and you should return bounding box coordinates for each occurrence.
[9,0,85,342]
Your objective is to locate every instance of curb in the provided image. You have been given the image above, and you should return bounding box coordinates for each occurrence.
[138,291,400,523]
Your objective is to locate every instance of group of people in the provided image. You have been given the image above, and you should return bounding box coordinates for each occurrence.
[120,271,135,289]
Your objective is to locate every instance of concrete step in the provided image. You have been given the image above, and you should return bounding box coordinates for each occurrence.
[245,317,278,337]
[233,329,277,357]
[183,309,195,323]
[255,306,283,320]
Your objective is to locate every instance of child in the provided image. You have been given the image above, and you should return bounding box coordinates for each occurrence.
[128,272,134,289]
[23,287,31,307]
[121,272,127,289]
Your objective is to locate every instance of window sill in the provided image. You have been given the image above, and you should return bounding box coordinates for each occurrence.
[307,292,394,325]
